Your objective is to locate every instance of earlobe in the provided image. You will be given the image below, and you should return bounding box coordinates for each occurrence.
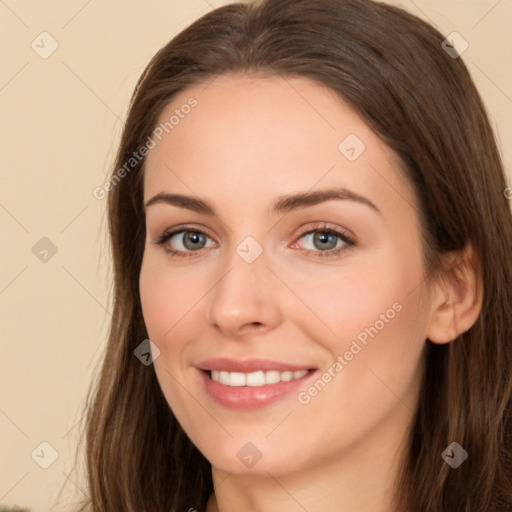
[427,293,458,344]
[427,243,483,345]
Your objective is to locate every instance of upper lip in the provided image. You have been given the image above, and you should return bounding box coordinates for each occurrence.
[196,357,316,373]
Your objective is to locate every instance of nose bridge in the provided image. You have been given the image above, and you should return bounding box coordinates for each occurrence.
[206,233,281,335]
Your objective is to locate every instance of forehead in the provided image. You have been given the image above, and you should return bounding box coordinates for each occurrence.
[148,72,372,161]
[143,73,413,217]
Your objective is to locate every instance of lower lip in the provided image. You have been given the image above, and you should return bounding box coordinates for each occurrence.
[198,369,316,410]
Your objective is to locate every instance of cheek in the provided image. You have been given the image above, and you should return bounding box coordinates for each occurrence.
[287,256,419,347]
[283,284,427,462]
[139,256,201,414]
[139,255,202,341]
[291,243,428,396]
[139,265,171,340]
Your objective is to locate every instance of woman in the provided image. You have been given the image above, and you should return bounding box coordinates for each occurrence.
[74,0,512,510]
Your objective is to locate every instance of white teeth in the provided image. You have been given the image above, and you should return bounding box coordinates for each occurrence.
[229,372,246,387]
[265,370,281,384]
[209,369,309,386]
[246,370,265,386]
[218,371,230,385]
[281,371,294,382]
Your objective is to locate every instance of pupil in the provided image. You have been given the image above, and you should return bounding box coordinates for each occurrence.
[185,232,204,250]
[315,232,336,250]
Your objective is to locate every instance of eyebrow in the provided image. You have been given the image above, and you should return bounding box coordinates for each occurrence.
[144,187,382,217]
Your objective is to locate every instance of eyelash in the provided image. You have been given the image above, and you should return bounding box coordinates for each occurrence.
[153,222,356,259]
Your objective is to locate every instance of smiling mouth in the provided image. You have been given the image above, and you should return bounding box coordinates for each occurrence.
[205,369,314,387]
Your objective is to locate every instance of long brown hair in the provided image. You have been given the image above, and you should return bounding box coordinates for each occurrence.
[73,0,512,510]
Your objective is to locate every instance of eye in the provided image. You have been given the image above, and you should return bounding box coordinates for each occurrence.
[154,226,216,257]
[291,222,355,258]
[153,222,356,259]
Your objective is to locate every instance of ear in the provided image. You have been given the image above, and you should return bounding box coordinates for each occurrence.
[427,243,483,344]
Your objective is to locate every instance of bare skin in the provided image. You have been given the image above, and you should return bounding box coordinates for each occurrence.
[139,73,482,512]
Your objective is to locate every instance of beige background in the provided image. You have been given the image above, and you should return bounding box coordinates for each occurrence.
[0,0,511,510]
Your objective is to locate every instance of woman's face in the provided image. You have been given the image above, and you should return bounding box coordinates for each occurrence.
[139,73,433,477]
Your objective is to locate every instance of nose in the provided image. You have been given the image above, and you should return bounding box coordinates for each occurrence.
[205,242,282,339]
